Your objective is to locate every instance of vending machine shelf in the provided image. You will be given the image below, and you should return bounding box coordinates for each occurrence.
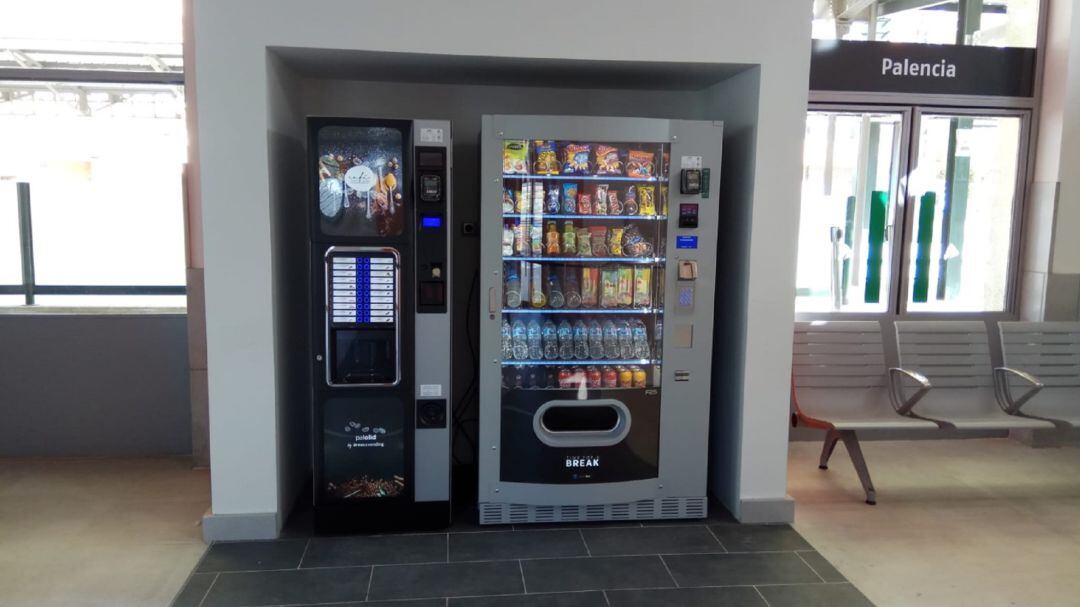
[502,213,666,221]
[502,308,661,315]
[503,174,668,183]
[504,256,665,264]
[502,359,656,366]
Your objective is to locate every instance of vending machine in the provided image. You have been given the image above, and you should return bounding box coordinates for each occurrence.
[308,117,452,532]
[477,115,722,525]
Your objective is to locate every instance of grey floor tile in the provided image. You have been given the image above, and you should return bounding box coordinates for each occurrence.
[300,601,445,607]
[196,539,308,573]
[581,525,723,556]
[708,524,812,552]
[450,591,608,606]
[757,583,875,607]
[367,560,523,600]
[302,533,447,567]
[201,566,370,607]
[170,572,217,607]
[522,555,674,593]
[450,529,587,561]
[663,552,820,587]
[606,586,767,606]
[797,550,847,582]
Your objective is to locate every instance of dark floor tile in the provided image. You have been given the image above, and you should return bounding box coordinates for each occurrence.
[450,591,608,606]
[758,583,875,607]
[708,524,812,552]
[201,566,370,607]
[581,525,722,556]
[606,586,767,607]
[367,560,523,600]
[663,552,820,587]
[301,601,445,607]
[450,529,587,561]
[522,555,674,593]
[170,572,217,607]
[196,539,308,573]
[798,550,847,582]
[302,533,446,567]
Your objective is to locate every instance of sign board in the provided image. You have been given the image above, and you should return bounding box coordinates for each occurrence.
[810,39,1036,98]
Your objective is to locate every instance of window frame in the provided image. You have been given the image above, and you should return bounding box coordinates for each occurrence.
[796,103,1033,322]
[0,62,187,311]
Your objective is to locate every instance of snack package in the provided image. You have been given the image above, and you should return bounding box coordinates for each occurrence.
[622,224,654,257]
[502,188,515,213]
[546,186,561,214]
[626,149,655,178]
[576,227,592,257]
[531,184,545,215]
[595,145,622,175]
[502,226,514,256]
[608,189,623,215]
[581,267,600,307]
[637,185,656,216]
[577,193,592,215]
[617,267,634,307]
[608,227,625,256]
[533,140,560,175]
[623,185,638,215]
[561,183,578,214]
[600,268,620,308]
[594,185,609,215]
[562,221,577,255]
[513,223,527,255]
[503,140,528,174]
[562,143,591,175]
[515,183,530,213]
[633,267,652,307]
[529,221,543,256]
[590,226,609,256]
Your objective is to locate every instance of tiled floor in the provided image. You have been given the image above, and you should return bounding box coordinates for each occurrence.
[172,514,873,607]
[789,438,1080,607]
[0,457,209,607]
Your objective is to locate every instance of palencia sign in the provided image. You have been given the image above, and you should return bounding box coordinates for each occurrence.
[811,39,1036,97]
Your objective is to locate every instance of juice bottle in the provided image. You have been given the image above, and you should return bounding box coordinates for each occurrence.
[545,221,560,255]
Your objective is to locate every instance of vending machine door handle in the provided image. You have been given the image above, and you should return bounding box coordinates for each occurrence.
[488,286,498,319]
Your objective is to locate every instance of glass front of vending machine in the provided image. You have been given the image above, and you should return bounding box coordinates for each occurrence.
[478,115,723,525]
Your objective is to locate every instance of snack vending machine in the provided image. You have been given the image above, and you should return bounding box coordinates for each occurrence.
[478,115,722,525]
[308,117,452,532]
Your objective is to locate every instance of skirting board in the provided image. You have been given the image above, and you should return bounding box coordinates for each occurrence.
[737,496,795,524]
[202,511,279,542]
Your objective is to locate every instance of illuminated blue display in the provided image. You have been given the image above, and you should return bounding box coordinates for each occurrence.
[421,215,442,229]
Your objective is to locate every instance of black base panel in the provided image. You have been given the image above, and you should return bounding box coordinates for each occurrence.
[314,500,451,535]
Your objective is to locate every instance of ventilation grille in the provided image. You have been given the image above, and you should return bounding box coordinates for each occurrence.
[478,497,707,525]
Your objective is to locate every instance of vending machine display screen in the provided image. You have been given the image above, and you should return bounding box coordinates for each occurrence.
[316,125,405,238]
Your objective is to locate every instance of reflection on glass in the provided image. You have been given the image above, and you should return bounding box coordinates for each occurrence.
[906,114,1020,312]
[796,111,903,313]
[500,139,669,392]
[811,0,1040,48]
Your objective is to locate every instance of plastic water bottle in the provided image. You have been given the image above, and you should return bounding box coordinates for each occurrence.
[511,319,528,360]
[527,320,542,360]
[588,320,604,359]
[603,320,619,359]
[573,320,589,360]
[501,319,513,360]
[558,320,574,360]
[617,320,633,360]
[542,320,558,360]
[631,319,650,359]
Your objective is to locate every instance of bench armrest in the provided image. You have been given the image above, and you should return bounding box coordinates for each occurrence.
[888,367,932,416]
[993,367,1044,415]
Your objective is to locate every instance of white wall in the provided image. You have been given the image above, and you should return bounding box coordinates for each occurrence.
[191,0,811,532]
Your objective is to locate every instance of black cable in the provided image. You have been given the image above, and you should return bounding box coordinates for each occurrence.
[451,271,480,464]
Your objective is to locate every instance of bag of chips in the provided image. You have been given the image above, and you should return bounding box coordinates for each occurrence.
[608,227,624,257]
[622,186,637,215]
[503,140,528,174]
[617,267,634,307]
[607,190,623,215]
[581,267,600,306]
[622,224,654,257]
[562,144,591,175]
[595,145,622,175]
[576,228,592,257]
[591,227,609,256]
[626,149,655,178]
[562,183,578,214]
[594,184,609,215]
[637,185,656,216]
[533,140,560,175]
[578,193,592,215]
[600,268,620,308]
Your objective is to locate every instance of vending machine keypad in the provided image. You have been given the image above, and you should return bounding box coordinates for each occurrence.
[326,248,400,386]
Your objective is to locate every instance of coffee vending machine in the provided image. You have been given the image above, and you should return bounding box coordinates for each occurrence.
[308,117,452,532]
[478,115,722,525]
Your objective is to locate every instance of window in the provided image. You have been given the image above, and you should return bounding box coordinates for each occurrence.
[812,0,1041,48]
[795,107,1028,316]
[0,0,186,308]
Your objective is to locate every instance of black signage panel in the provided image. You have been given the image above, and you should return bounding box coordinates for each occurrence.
[810,39,1036,98]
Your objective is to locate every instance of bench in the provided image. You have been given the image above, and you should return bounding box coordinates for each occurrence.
[998,322,1080,429]
[792,321,939,505]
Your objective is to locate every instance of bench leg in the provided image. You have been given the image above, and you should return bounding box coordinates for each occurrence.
[819,429,841,470]
[839,430,876,505]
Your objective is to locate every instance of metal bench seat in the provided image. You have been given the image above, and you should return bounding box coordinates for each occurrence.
[999,322,1080,428]
[893,321,1056,432]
